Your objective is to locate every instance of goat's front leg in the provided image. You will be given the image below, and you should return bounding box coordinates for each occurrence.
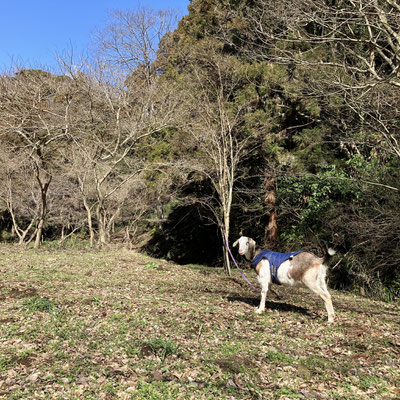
[256,288,268,314]
[256,263,270,314]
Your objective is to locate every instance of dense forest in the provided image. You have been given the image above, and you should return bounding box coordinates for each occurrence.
[0,0,399,300]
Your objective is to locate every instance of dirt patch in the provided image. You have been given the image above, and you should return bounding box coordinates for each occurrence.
[0,317,16,323]
[11,354,37,368]
[0,287,37,301]
[214,356,256,374]
[140,344,156,358]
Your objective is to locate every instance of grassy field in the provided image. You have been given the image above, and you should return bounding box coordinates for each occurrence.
[0,244,399,399]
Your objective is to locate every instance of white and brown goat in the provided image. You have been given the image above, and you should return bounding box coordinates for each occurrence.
[233,236,335,323]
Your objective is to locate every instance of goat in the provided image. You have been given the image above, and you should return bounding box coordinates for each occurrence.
[233,236,335,323]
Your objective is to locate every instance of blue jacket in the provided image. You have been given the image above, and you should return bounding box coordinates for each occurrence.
[251,250,303,284]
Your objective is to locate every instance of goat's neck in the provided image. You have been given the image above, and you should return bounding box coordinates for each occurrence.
[245,244,260,262]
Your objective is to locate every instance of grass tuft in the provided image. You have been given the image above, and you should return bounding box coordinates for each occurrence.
[22,296,57,313]
[142,338,179,363]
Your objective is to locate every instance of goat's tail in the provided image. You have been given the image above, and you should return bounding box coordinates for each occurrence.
[323,247,336,263]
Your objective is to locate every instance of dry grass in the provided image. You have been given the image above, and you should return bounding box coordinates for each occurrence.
[0,244,399,399]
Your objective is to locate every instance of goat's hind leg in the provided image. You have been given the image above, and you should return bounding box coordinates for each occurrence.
[319,287,335,324]
[304,267,335,323]
[319,267,335,323]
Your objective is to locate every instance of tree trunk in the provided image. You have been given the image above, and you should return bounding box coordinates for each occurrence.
[98,227,108,246]
[34,173,52,249]
[96,204,109,247]
[9,207,32,245]
[264,174,278,249]
[82,196,95,247]
[221,223,231,276]
[223,247,231,276]
[124,226,131,249]
[6,189,34,246]
[34,218,44,249]
[88,218,95,248]
[18,234,26,246]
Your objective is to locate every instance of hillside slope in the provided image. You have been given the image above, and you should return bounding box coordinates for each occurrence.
[0,245,399,399]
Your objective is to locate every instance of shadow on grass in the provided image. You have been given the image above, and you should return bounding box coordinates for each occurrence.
[227,295,311,316]
[334,301,400,321]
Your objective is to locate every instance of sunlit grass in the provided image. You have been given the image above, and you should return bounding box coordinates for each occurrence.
[0,244,399,399]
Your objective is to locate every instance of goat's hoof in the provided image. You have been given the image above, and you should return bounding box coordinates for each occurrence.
[255,308,264,314]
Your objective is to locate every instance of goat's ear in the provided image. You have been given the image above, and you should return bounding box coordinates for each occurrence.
[232,239,239,247]
[249,238,256,249]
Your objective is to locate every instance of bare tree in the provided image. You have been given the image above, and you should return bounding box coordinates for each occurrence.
[58,47,180,246]
[0,69,71,247]
[50,7,181,247]
[94,7,180,82]
[48,166,87,244]
[179,46,251,275]
[0,150,39,245]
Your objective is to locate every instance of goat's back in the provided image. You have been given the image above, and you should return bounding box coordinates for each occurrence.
[289,252,325,281]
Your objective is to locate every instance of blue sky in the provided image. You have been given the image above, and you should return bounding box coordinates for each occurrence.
[0,0,189,73]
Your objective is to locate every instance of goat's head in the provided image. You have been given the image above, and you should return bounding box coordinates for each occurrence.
[232,236,256,260]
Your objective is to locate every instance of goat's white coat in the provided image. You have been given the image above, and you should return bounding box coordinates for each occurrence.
[233,236,335,323]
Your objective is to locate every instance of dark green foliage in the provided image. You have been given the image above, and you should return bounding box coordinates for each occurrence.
[145,200,222,266]
[153,0,400,299]
[277,168,356,245]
